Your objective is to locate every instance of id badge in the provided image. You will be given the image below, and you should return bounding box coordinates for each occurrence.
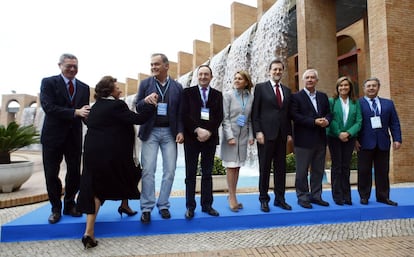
[370,116,382,129]
[157,103,167,116]
[236,115,246,127]
[201,107,210,120]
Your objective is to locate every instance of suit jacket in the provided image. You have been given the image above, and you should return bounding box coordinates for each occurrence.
[40,75,90,148]
[326,97,362,138]
[182,85,223,145]
[136,77,183,141]
[252,81,292,140]
[358,97,402,151]
[290,89,332,148]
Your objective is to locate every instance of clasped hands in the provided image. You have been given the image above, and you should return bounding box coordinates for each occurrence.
[195,127,211,142]
[76,105,90,118]
[144,93,159,106]
[315,117,329,128]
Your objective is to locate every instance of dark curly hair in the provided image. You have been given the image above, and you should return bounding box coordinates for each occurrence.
[94,76,117,100]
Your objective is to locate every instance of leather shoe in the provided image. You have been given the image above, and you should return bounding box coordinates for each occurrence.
[344,200,353,205]
[377,198,398,206]
[63,207,82,217]
[298,201,313,209]
[260,202,270,212]
[360,198,368,205]
[274,201,292,210]
[140,211,151,224]
[202,207,219,216]
[311,199,330,206]
[185,208,194,220]
[48,212,61,224]
[159,209,171,219]
[334,200,344,206]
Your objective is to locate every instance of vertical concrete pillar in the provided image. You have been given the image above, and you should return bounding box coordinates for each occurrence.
[296,0,337,95]
[177,51,193,77]
[231,2,257,41]
[193,40,210,68]
[367,0,414,182]
[168,61,178,80]
[257,0,276,21]
[210,24,231,57]
[125,78,138,96]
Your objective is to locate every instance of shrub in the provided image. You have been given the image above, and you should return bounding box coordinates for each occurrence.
[286,153,296,173]
[350,151,358,170]
[197,156,226,176]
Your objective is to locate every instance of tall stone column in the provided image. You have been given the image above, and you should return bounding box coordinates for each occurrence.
[296,0,337,95]
[367,0,414,182]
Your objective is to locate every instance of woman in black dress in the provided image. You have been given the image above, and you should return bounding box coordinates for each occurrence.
[77,76,158,249]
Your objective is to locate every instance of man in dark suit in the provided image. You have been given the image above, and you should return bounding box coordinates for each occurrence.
[182,65,223,219]
[252,59,292,212]
[40,53,90,224]
[356,77,402,206]
[136,53,184,224]
[290,68,332,209]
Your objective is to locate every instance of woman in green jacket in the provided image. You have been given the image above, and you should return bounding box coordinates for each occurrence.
[327,76,362,205]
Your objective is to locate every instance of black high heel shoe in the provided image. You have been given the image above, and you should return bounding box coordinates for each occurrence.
[81,235,98,249]
[118,206,138,218]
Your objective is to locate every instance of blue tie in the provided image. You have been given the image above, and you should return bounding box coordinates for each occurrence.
[201,87,207,105]
[371,99,379,116]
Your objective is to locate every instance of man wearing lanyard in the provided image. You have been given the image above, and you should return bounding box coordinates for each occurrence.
[252,59,293,212]
[356,77,402,206]
[182,65,223,219]
[136,53,184,224]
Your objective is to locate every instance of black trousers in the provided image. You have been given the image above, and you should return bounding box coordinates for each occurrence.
[42,139,81,213]
[184,140,216,210]
[357,147,390,201]
[257,135,287,204]
[327,136,356,202]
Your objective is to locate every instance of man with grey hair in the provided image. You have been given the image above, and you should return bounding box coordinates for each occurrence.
[40,53,90,224]
[290,68,332,209]
[135,53,184,224]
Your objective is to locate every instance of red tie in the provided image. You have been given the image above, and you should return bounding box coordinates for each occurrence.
[275,84,282,108]
[68,80,74,97]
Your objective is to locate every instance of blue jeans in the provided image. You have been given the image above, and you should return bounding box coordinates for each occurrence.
[140,127,177,212]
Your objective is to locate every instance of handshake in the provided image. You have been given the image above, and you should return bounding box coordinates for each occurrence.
[195,127,211,142]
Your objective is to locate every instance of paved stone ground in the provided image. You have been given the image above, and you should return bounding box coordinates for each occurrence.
[1,152,414,256]
[1,202,413,257]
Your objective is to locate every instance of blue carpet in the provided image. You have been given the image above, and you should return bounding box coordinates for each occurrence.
[2,187,414,242]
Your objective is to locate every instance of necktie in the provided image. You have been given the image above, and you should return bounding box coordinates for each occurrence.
[371,98,379,115]
[68,80,74,97]
[275,84,282,108]
[201,87,207,103]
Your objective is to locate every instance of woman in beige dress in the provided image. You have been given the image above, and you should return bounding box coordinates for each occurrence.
[220,71,254,212]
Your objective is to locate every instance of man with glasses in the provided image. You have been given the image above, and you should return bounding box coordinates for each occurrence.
[40,53,90,224]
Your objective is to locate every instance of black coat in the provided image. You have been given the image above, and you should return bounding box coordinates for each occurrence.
[77,98,154,214]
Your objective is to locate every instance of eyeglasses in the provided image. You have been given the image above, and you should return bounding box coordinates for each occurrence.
[62,64,78,69]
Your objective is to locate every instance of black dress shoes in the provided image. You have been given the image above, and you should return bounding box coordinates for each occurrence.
[260,202,270,212]
[298,201,313,209]
[311,199,330,206]
[185,208,195,220]
[377,198,398,206]
[140,211,151,224]
[159,209,171,219]
[274,201,292,210]
[63,207,82,217]
[202,207,220,216]
[48,212,61,224]
[344,200,353,205]
[360,198,369,205]
[334,200,344,206]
